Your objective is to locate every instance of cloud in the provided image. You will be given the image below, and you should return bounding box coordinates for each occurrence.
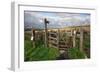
[24,11,90,29]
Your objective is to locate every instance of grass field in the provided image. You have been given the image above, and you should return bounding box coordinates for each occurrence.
[24,28,90,61]
[24,31,60,61]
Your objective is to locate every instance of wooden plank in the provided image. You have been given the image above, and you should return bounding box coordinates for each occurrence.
[59,45,68,48]
[48,36,58,40]
[50,45,58,49]
[59,48,67,50]
[49,40,58,45]
[49,32,58,35]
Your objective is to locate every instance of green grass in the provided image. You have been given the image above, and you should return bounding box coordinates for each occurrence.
[24,42,60,61]
[24,30,90,61]
[24,33,60,61]
[68,47,86,59]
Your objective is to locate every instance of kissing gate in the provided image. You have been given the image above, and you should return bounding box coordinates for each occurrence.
[31,25,90,58]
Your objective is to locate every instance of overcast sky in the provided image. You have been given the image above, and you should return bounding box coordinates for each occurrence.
[24,11,90,29]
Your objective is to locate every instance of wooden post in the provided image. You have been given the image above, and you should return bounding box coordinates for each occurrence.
[57,29,60,49]
[80,27,83,51]
[73,29,76,47]
[32,29,35,48]
[44,22,47,47]
[44,18,49,47]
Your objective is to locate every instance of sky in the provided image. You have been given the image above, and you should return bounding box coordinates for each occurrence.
[24,11,90,29]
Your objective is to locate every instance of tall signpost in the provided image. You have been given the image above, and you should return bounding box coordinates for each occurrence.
[44,18,49,47]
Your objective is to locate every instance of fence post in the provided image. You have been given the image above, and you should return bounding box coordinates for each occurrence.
[80,27,83,51]
[73,29,76,48]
